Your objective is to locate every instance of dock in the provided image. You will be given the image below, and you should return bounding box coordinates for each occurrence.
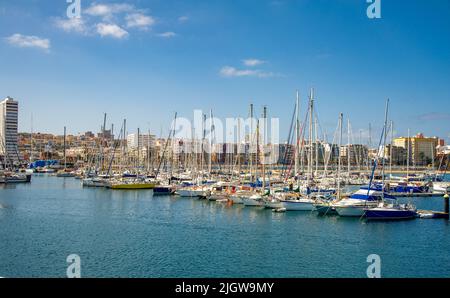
[417,210,449,219]
[390,192,444,198]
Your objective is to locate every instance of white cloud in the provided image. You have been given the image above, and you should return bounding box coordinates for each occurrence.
[96,23,128,39]
[85,3,134,18]
[55,3,156,39]
[178,16,189,22]
[5,34,50,51]
[125,13,155,29]
[54,17,87,34]
[243,59,265,67]
[219,66,275,78]
[157,31,176,38]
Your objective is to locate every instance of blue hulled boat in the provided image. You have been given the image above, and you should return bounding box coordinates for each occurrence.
[364,202,417,220]
[153,186,175,196]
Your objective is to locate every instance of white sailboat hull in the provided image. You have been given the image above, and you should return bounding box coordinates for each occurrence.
[230,196,244,204]
[264,200,284,209]
[281,199,315,211]
[335,206,367,217]
[242,198,264,207]
[177,189,209,197]
[82,178,105,188]
[208,194,228,201]
[432,182,450,194]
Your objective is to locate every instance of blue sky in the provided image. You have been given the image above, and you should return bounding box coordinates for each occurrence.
[0,0,449,143]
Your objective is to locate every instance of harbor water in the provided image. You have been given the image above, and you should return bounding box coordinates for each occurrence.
[1,175,449,278]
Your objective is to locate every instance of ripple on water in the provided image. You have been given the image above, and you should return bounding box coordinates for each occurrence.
[1,175,450,278]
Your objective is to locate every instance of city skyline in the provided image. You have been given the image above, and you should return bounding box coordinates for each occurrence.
[2,1,450,282]
[0,0,449,142]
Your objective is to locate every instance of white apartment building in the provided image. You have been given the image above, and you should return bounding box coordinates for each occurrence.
[127,133,155,149]
[0,97,19,164]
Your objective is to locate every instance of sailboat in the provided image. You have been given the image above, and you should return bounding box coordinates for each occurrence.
[432,182,450,194]
[314,196,338,215]
[153,185,176,196]
[333,188,388,217]
[239,104,264,206]
[242,193,265,206]
[82,177,107,187]
[432,153,450,194]
[363,99,417,220]
[176,145,211,198]
[279,192,316,211]
[107,178,158,189]
[57,127,76,177]
[279,90,316,211]
[364,201,417,220]
[334,100,391,218]
[177,184,211,198]
[315,112,344,215]
[208,184,233,201]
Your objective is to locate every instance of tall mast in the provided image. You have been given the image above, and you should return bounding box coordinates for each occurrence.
[315,113,319,175]
[122,119,126,175]
[262,106,267,192]
[390,120,394,176]
[337,113,343,199]
[137,128,140,177]
[209,109,213,178]
[347,119,351,177]
[30,113,33,163]
[201,113,206,179]
[111,124,114,170]
[237,116,241,180]
[407,128,410,179]
[250,104,254,183]
[101,113,107,172]
[367,123,372,171]
[359,129,363,171]
[381,99,390,198]
[191,126,196,181]
[308,88,314,184]
[63,126,67,170]
[147,128,151,174]
[255,109,260,186]
[294,90,299,177]
[171,115,177,179]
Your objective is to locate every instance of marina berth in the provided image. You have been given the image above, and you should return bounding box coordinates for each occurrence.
[264,196,284,209]
[153,185,176,196]
[242,193,265,207]
[333,188,389,217]
[364,202,417,220]
[82,177,107,188]
[229,190,248,204]
[176,185,211,198]
[6,94,449,224]
[207,184,234,201]
[275,192,316,211]
[314,200,338,215]
[432,182,450,194]
[56,170,76,178]
[1,172,32,184]
[105,178,158,190]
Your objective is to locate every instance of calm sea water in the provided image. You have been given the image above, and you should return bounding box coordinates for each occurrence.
[0,175,449,278]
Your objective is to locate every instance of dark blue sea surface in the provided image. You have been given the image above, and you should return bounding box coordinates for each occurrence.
[1,175,449,277]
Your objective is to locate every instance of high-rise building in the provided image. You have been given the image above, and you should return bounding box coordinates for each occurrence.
[127,133,155,149]
[0,96,19,164]
[393,133,438,166]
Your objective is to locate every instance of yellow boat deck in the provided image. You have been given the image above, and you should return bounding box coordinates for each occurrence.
[109,183,156,190]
